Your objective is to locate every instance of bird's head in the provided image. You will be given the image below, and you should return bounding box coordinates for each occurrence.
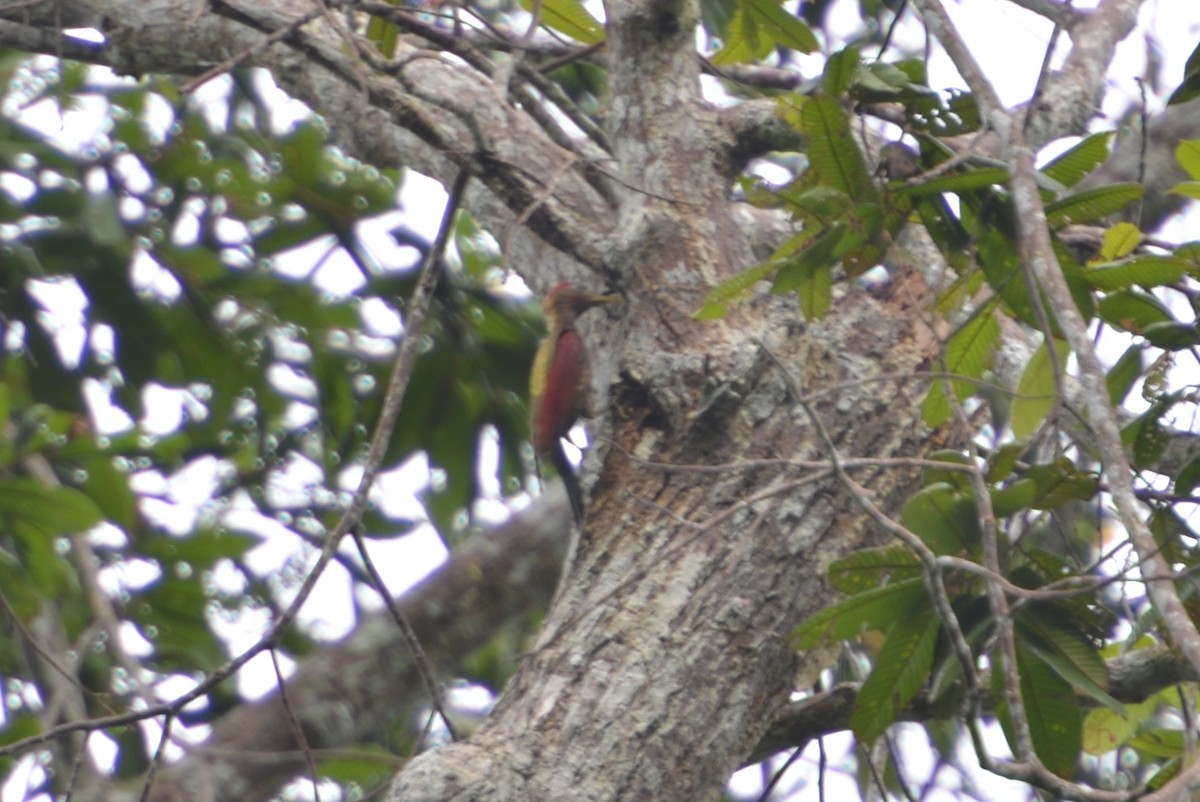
[544,282,620,325]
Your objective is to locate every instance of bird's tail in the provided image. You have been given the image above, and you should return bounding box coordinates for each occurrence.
[550,441,584,525]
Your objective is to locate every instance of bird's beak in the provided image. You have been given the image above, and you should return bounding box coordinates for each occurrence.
[582,293,620,311]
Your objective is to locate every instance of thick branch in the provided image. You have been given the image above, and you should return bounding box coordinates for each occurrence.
[751,645,1200,763]
[135,493,571,802]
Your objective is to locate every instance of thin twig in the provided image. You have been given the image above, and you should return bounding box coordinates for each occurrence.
[352,526,459,741]
[916,0,1200,681]
[271,648,320,800]
[180,8,325,94]
[138,713,174,802]
[0,169,472,760]
[757,339,980,692]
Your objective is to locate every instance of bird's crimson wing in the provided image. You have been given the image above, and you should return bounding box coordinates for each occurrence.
[533,329,585,451]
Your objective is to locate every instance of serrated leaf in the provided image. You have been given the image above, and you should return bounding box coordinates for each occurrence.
[1044,183,1143,227]
[791,577,926,649]
[797,263,832,319]
[695,258,779,319]
[519,0,605,44]
[1040,132,1114,188]
[828,544,922,593]
[712,8,773,65]
[800,95,868,196]
[1014,644,1083,778]
[851,602,939,743]
[946,309,1000,383]
[1018,615,1117,709]
[823,46,860,96]
[1011,338,1068,439]
[742,0,818,53]
[1084,256,1189,291]
[898,167,1010,196]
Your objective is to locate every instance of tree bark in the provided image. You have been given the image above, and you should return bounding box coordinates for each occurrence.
[389,0,945,795]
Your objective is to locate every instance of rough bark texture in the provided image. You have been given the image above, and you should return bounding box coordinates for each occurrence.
[389,0,943,796]
[2,0,1197,800]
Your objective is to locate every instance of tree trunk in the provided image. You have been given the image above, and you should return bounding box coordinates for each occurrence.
[388,2,945,794]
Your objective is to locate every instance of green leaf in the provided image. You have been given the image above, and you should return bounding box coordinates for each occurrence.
[986,443,1025,483]
[83,191,128,247]
[921,449,973,491]
[742,0,818,53]
[1175,139,1200,180]
[1142,321,1200,350]
[945,309,1000,385]
[797,263,832,320]
[1105,344,1143,406]
[900,483,980,556]
[712,8,773,65]
[519,0,605,44]
[791,577,926,649]
[800,96,869,197]
[1168,45,1200,106]
[1044,183,1143,227]
[1083,698,1160,755]
[1097,222,1142,261]
[1096,290,1174,334]
[823,46,860,96]
[828,545,922,594]
[1019,460,1099,509]
[1084,256,1189,291]
[1014,643,1084,778]
[1040,132,1114,188]
[851,600,939,743]
[772,226,843,300]
[131,577,228,671]
[1169,180,1200,200]
[0,479,104,533]
[1176,452,1200,496]
[921,309,999,428]
[1011,338,1068,439]
[991,478,1038,518]
[1018,615,1117,710]
[898,167,1010,196]
[140,528,259,567]
[695,259,779,319]
[1122,402,1171,470]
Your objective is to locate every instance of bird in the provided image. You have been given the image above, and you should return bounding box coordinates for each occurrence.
[529,282,619,524]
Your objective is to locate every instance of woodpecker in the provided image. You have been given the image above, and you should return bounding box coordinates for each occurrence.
[529,282,618,524]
